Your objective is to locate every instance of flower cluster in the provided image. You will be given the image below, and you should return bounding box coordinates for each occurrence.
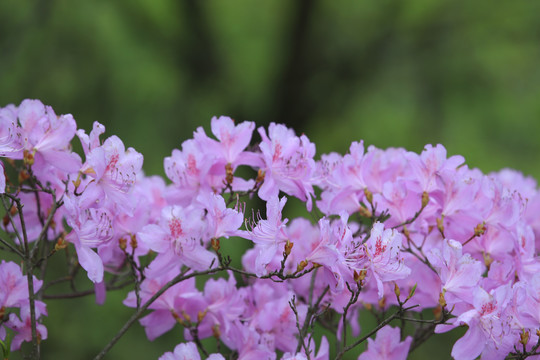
[0,99,539,360]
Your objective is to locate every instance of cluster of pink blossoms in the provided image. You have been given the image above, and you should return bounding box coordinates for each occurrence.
[0,99,539,360]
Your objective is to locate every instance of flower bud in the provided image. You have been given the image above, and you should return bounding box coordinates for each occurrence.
[439,290,447,308]
[421,191,429,209]
[198,310,207,323]
[212,324,221,339]
[23,149,35,166]
[211,238,220,252]
[482,252,493,269]
[433,305,442,320]
[437,216,445,236]
[402,226,410,238]
[284,240,294,256]
[225,163,234,185]
[474,222,486,237]
[55,236,68,251]
[181,310,191,323]
[256,169,265,184]
[130,234,137,250]
[378,296,386,309]
[358,205,372,218]
[18,170,30,183]
[394,283,401,299]
[407,283,417,300]
[171,311,185,325]
[297,260,308,272]
[364,188,373,205]
[118,238,127,251]
[520,329,529,346]
[73,173,82,189]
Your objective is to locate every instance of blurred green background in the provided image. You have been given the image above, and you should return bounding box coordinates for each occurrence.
[1,0,539,359]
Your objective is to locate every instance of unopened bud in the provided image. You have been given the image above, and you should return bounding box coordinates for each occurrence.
[394,283,401,298]
[378,296,386,309]
[23,149,35,166]
[256,169,265,184]
[357,269,367,281]
[211,238,220,252]
[198,310,207,323]
[474,222,486,237]
[284,240,294,256]
[181,310,191,323]
[437,216,445,236]
[407,283,417,300]
[312,262,322,268]
[483,252,493,269]
[118,238,127,251]
[225,163,234,185]
[212,324,221,339]
[358,205,372,218]
[73,173,82,188]
[297,260,308,272]
[403,226,410,238]
[171,311,185,325]
[364,188,373,205]
[536,329,540,337]
[55,235,68,251]
[433,305,442,320]
[439,290,447,308]
[363,302,372,311]
[520,329,530,346]
[19,170,30,183]
[130,234,137,249]
[421,191,429,209]
[0,306,5,318]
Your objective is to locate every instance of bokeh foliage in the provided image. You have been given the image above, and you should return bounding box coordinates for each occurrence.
[1,0,539,359]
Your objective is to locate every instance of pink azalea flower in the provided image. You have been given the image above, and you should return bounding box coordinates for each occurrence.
[79,133,143,215]
[427,239,484,305]
[196,192,244,241]
[193,116,257,166]
[0,261,42,308]
[438,286,515,360]
[0,104,23,158]
[165,139,219,205]
[303,216,349,292]
[257,123,316,210]
[242,281,305,354]
[16,99,82,176]
[406,144,465,193]
[243,196,289,276]
[198,272,245,341]
[363,222,410,298]
[138,205,217,276]
[358,325,412,360]
[375,180,422,227]
[64,194,114,283]
[7,301,48,351]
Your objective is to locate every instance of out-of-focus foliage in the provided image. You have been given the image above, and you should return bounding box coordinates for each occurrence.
[1,0,539,359]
